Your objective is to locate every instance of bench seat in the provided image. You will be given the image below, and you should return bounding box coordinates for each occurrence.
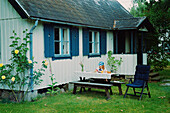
[70,81,113,100]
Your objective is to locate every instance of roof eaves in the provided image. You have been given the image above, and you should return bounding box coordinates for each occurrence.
[113,27,137,30]
[30,17,112,30]
[15,0,30,17]
[136,17,147,28]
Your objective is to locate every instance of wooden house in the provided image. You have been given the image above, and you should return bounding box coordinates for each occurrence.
[0,0,154,91]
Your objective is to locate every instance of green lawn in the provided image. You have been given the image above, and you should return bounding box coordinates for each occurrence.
[0,82,169,113]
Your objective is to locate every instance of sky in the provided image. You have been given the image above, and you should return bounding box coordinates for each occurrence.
[117,0,133,11]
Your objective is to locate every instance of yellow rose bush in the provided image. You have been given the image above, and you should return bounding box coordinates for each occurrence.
[0,30,47,102]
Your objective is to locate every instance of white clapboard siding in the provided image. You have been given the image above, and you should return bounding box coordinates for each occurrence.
[0,0,21,19]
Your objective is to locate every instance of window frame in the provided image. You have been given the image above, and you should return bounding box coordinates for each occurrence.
[89,30,100,56]
[53,27,71,58]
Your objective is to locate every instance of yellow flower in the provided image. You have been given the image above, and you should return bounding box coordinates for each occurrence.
[45,60,47,62]
[44,62,48,66]
[11,77,15,82]
[14,50,19,54]
[0,63,3,67]
[1,75,6,80]
[28,60,32,64]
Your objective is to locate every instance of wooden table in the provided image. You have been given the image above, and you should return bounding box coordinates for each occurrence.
[74,71,118,80]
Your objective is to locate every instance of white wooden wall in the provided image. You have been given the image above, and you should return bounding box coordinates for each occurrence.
[0,0,147,90]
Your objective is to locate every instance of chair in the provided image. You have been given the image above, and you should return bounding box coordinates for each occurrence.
[124,65,151,100]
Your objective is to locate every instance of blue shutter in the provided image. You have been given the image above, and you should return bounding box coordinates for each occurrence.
[71,27,79,56]
[44,24,54,57]
[83,28,89,56]
[100,30,107,55]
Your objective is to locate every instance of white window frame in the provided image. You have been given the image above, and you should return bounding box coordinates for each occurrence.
[89,31,100,55]
[54,27,70,57]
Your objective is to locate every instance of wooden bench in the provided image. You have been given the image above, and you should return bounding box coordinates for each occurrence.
[70,81,113,100]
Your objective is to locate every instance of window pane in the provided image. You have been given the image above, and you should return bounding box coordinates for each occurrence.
[63,29,68,41]
[55,28,60,40]
[63,42,69,54]
[55,42,60,54]
[95,42,99,53]
[89,43,93,53]
[89,32,92,42]
[95,32,99,43]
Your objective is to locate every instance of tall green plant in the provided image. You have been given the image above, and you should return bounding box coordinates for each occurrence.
[107,51,123,72]
[47,59,59,96]
[0,30,48,102]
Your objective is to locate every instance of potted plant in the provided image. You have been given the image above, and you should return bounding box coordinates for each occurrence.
[107,51,122,73]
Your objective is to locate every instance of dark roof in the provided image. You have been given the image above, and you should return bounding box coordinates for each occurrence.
[113,17,145,29]
[113,17,155,32]
[9,0,153,30]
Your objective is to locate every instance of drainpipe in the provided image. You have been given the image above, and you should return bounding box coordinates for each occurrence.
[29,19,39,92]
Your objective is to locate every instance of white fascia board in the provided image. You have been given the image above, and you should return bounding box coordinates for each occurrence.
[16,0,30,17]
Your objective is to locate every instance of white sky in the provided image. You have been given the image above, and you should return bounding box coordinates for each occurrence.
[117,0,133,11]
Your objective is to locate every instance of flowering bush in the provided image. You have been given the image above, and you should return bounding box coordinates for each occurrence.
[0,30,48,102]
[148,47,170,71]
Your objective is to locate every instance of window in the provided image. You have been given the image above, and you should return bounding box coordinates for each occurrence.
[83,28,106,56]
[54,27,70,57]
[44,24,79,60]
[89,31,100,55]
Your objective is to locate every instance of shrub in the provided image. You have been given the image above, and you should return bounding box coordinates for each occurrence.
[0,30,48,102]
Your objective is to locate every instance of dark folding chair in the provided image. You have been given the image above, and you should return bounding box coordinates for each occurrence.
[124,65,151,100]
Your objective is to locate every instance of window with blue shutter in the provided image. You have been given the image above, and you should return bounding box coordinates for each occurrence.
[83,28,106,57]
[44,24,79,59]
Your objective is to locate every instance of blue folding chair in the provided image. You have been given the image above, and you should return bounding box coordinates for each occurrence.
[124,65,151,100]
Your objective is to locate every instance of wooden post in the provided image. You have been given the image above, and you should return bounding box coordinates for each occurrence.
[141,32,143,64]
[134,31,137,54]
[116,32,118,54]
[131,31,134,54]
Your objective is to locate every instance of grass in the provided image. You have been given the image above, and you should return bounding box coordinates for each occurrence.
[0,66,170,113]
[0,82,169,113]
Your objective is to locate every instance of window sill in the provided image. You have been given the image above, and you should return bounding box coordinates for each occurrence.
[88,53,101,58]
[52,54,72,60]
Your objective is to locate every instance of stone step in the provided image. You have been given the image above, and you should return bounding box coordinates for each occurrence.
[151,76,161,81]
[149,72,159,77]
[161,79,170,82]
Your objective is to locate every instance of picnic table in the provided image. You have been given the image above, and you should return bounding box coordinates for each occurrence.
[71,71,125,100]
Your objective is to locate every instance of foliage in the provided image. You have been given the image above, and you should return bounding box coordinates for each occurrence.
[148,47,170,71]
[0,30,48,102]
[130,0,147,17]
[107,51,122,72]
[79,62,84,72]
[46,59,59,96]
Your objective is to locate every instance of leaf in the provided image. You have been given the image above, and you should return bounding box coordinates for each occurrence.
[9,44,15,47]
[23,38,27,41]
[10,36,15,39]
